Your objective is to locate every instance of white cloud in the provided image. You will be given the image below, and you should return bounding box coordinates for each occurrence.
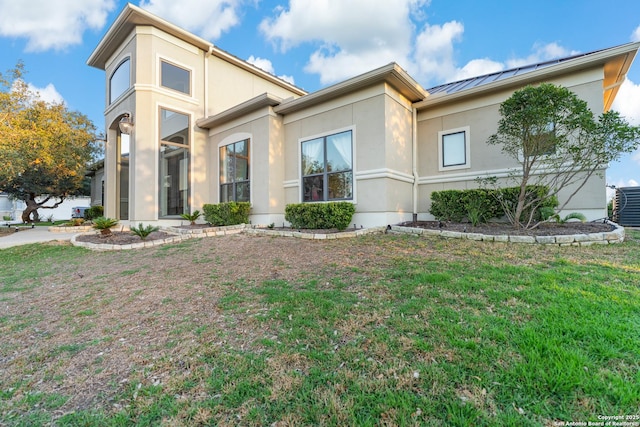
[27,82,64,104]
[260,0,428,84]
[246,55,295,85]
[632,25,640,42]
[139,0,242,40]
[247,55,275,74]
[0,0,115,51]
[259,1,581,89]
[452,58,503,81]
[413,21,464,83]
[612,79,640,126]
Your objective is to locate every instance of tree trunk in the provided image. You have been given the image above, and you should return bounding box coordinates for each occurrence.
[21,196,40,223]
[20,194,65,223]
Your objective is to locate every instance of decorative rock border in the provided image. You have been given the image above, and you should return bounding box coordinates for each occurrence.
[388,221,625,246]
[163,223,247,238]
[49,225,94,233]
[245,226,387,240]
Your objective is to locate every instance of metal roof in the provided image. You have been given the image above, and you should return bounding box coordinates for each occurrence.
[426,48,610,95]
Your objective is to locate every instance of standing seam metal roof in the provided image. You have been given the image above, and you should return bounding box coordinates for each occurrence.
[426,48,609,95]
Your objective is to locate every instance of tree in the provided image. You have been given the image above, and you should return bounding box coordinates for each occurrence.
[484,83,640,229]
[0,63,99,222]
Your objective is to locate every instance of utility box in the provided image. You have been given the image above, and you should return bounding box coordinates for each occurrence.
[71,206,90,219]
[613,187,640,226]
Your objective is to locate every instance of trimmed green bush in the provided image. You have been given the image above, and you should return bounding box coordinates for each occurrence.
[202,202,250,226]
[430,189,500,223]
[285,202,355,230]
[84,205,104,221]
[429,186,557,224]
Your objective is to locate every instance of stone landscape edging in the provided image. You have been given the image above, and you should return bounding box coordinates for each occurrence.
[245,226,387,239]
[388,221,625,245]
[69,221,623,250]
[49,225,94,233]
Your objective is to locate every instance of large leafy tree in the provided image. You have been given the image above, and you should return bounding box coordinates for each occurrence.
[0,63,99,222]
[485,83,640,229]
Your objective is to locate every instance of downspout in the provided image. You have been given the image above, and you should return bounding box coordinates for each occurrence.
[204,45,213,116]
[412,106,418,223]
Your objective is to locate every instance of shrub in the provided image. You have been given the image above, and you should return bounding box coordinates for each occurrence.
[285,202,355,230]
[430,189,500,224]
[430,190,466,222]
[84,206,104,221]
[202,202,250,226]
[130,223,160,240]
[496,185,558,222]
[430,186,555,225]
[92,217,119,235]
[180,210,202,225]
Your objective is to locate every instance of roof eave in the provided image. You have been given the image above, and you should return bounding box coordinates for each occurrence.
[274,63,426,115]
[87,3,213,70]
[196,93,283,129]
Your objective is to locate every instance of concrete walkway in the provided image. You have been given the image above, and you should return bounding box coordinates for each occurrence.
[0,226,80,249]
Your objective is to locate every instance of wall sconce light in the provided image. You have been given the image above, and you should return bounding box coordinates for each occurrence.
[119,113,134,135]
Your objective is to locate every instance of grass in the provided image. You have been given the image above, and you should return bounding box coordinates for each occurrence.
[0,231,639,426]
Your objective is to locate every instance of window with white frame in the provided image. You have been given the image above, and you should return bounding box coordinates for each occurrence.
[159,108,190,217]
[301,130,353,202]
[219,139,250,203]
[438,126,470,171]
[160,60,191,95]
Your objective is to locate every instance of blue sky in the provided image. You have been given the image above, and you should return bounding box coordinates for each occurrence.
[1,0,639,195]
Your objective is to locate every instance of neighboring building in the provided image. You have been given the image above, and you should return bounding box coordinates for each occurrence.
[0,193,91,222]
[88,4,639,227]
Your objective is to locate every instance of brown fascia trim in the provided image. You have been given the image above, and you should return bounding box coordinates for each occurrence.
[274,63,427,115]
[196,93,283,129]
[415,42,640,111]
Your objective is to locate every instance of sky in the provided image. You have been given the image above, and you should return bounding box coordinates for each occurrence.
[1,0,639,196]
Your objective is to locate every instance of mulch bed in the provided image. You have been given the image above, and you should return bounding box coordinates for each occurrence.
[75,231,175,245]
[397,220,614,236]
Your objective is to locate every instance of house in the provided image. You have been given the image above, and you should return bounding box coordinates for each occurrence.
[87,4,639,227]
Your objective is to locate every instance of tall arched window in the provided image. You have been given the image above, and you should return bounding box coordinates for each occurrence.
[109,58,130,104]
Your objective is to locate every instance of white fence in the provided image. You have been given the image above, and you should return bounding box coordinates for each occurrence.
[0,194,91,222]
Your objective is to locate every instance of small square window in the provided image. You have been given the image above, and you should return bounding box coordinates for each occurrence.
[438,127,470,171]
[161,61,191,95]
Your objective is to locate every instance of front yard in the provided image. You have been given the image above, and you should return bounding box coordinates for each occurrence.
[1,231,639,426]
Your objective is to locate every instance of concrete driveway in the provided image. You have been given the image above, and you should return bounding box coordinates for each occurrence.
[0,226,80,249]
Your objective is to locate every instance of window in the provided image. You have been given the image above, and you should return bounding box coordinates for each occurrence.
[526,122,556,157]
[109,58,130,103]
[159,108,190,217]
[161,61,190,95]
[301,130,353,202]
[438,127,470,171]
[219,140,250,202]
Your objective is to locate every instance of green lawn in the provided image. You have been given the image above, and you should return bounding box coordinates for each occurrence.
[0,231,638,426]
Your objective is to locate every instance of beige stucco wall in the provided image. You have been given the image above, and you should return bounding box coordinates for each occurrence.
[282,84,415,226]
[416,66,607,221]
[101,25,302,224]
[205,108,285,224]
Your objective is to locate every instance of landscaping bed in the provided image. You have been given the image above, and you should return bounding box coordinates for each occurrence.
[397,220,614,236]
